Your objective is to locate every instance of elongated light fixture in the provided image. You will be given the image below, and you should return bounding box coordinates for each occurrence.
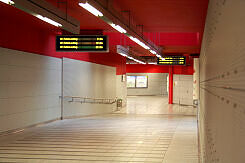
[110,23,127,33]
[36,15,62,27]
[148,62,157,65]
[129,56,145,64]
[119,53,128,57]
[79,2,103,17]
[118,53,145,64]
[150,50,157,55]
[134,59,146,64]
[151,50,163,59]
[156,54,162,58]
[0,0,14,5]
[129,36,150,50]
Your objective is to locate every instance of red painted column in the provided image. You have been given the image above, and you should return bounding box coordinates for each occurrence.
[168,66,173,104]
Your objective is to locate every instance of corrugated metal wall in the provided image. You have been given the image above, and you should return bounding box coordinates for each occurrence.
[199,0,245,162]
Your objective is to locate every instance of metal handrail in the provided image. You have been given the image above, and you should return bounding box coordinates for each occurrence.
[62,96,117,104]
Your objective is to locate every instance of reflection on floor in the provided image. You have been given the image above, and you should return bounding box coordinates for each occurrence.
[0,96,198,163]
[116,96,197,116]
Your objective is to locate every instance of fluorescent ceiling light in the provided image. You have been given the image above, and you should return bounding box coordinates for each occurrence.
[79,2,103,17]
[110,23,127,33]
[36,15,62,27]
[150,50,157,54]
[118,52,145,64]
[127,56,134,60]
[129,36,150,50]
[0,0,14,5]
[130,57,145,64]
[134,59,146,64]
[156,54,162,58]
[119,52,128,57]
[148,62,157,65]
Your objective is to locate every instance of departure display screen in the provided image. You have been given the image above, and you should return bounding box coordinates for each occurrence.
[56,35,108,52]
[157,56,186,65]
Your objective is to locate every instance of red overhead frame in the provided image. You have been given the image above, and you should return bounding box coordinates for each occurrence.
[168,66,173,104]
[126,63,194,75]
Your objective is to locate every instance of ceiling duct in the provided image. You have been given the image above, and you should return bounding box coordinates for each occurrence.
[117,45,129,56]
[13,0,80,34]
[117,45,157,64]
[117,45,146,64]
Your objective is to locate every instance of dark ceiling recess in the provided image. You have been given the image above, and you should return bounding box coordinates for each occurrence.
[45,0,209,58]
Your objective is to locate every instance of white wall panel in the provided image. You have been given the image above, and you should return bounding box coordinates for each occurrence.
[199,0,245,162]
[127,73,168,96]
[0,47,62,133]
[63,58,117,118]
[173,75,193,105]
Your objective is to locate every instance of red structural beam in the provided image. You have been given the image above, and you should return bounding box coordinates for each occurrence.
[126,64,194,75]
[168,66,173,104]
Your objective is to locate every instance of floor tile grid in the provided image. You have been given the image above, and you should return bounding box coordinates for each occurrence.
[0,115,181,162]
[0,96,198,163]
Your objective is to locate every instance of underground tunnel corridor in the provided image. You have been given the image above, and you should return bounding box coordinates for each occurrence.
[0,96,198,163]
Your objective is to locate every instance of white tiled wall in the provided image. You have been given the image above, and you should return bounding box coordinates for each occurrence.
[127,73,168,96]
[116,75,127,107]
[63,58,117,118]
[173,75,193,105]
[0,47,62,133]
[199,0,245,162]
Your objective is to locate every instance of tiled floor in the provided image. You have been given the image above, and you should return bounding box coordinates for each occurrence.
[0,96,198,163]
[116,96,197,116]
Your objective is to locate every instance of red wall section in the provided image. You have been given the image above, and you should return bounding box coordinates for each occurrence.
[126,64,194,75]
[0,3,126,75]
[126,64,169,73]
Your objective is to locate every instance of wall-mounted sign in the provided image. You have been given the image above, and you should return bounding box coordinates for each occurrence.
[136,76,148,88]
[127,76,136,88]
[56,35,108,52]
[157,56,186,65]
[127,76,148,88]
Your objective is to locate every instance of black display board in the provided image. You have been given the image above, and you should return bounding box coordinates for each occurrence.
[157,56,186,65]
[56,35,108,52]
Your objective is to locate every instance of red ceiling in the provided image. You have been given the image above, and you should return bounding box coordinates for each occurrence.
[116,0,209,33]
[115,0,209,54]
[45,0,209,55]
